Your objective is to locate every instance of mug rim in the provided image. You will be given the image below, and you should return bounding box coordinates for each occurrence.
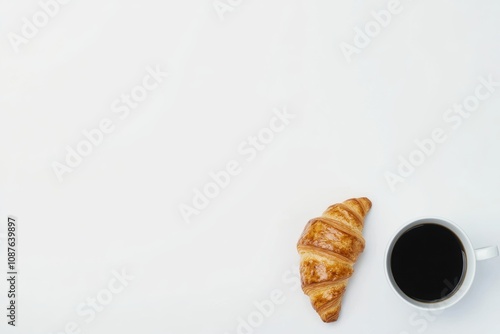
[385,216,476,311]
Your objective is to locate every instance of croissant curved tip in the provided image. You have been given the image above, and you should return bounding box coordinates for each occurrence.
[357,197,372,210]
[321,312,340,323]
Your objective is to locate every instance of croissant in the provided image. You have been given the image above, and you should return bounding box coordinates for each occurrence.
[297,197,372,322]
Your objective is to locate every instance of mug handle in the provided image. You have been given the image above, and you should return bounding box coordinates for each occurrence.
[475,246,499,261]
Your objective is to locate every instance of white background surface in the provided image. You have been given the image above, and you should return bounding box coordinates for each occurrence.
[1,1,499,333]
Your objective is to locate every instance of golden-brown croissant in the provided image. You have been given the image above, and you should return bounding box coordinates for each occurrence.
[297,197,372,322]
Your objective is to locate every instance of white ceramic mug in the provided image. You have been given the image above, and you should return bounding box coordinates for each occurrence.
[385,217,499,311]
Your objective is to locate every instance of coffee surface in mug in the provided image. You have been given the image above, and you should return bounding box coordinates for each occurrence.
[390,223,466,302]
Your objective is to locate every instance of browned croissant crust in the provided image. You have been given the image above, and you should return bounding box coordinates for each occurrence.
[297,197,372,322]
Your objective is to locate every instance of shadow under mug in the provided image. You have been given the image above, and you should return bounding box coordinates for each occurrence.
[385,217,499,311]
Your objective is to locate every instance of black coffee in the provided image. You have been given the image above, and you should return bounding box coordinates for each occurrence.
[390,223,466,302]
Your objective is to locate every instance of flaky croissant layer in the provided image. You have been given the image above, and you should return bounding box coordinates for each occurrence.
[297,197,371,322]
